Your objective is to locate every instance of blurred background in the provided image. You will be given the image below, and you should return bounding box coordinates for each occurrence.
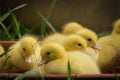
[0,0,120,35]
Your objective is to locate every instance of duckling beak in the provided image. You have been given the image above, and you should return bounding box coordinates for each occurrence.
[25,57,31,64]
[38,59,47,66]
[92,43,101,50]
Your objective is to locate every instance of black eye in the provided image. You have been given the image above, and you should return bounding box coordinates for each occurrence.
[77,43,81,46]
[46,52,51,55]
[88,38,92,41]
[23,48,26,51]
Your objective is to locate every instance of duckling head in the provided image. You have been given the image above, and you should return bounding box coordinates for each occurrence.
[63,35,87,52]
[19,36,39,63]
[76,29,101,50]
[62,22,84,35]
[38,43,66,66]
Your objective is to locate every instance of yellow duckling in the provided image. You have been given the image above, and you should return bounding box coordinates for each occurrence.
[0,44,4,54]
[63,34,99,62]
[38,43,101,74]
[0,44,5,70]
[97,19,120,72]
[4,35,42,73]
[111,19,120,66]
[62,34,87,52]
[42,33,66,45]
[76,28,101,50]
[97,35,117,72]
[62,22,84,35]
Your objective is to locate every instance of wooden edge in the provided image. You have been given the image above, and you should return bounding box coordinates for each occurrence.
[0,73,120,78]
[0,41,15,50]
[0,41,42,50]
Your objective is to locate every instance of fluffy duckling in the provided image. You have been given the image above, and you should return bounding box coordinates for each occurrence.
[97,19,120,72]
[62,34,99,61]
[38,43,101,74]
[4,35,42,73]
[97,35,117,72]
[42,33,66,45]
[0,44,5,69]
[0,44,4,54]
[62,22,84,35]
[111,19,120,65]
[76,28,101,50]
[62,34,87,52]
[43,34,98,61]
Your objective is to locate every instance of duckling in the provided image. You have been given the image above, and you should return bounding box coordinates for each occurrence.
[0,44,5,70]
[38,43,101,74]
[42,33,98,61]
[42,33,66,45]
[62,34,99,61]
[62,22,84,35]
[97,19,120,72]
[62,34,87,52]
[4,35,42,73]
[76,28,101,50]
[97,35,117,72]
[111,19,120,65]
[0,44,4,54]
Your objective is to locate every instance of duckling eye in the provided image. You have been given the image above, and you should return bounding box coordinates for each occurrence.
[23,48,26,51]
[46,52,51,55]
[77,43,81,46]
[88,38,92,41]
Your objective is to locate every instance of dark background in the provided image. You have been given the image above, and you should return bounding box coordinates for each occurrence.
[0,0,120,34]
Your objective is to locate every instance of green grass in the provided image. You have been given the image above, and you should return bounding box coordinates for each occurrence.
[0,4,27,40]
[39,0,57,38]
[67,58,71,80]
[0,1,57,80]
[98,31,111,38]
[0,49,11,72]
[34,8,56,35]
[14,70,44,80]
[11,13,22,38]
[0,0,57,40]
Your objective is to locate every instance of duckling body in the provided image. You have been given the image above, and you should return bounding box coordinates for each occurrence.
[85,47,99,62]
[42,33,66,44]
[97,20,120,72]
[4,35,42,73]
[38,43,101,74]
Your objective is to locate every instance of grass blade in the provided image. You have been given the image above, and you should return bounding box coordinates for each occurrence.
[14,70,44,80]
[68,58,71,80]
[47,0,57,19]
[11,13,22,38]
[0,23,13,40]
[0,49,12,58]
[0,56,11,72]
[40,0,57,38]
[11,4,27,12]
[0,12,10,24]
[34,8,56,33]
[0,4,27,24]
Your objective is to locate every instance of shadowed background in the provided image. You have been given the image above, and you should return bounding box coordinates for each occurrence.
[0,0,120,34]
